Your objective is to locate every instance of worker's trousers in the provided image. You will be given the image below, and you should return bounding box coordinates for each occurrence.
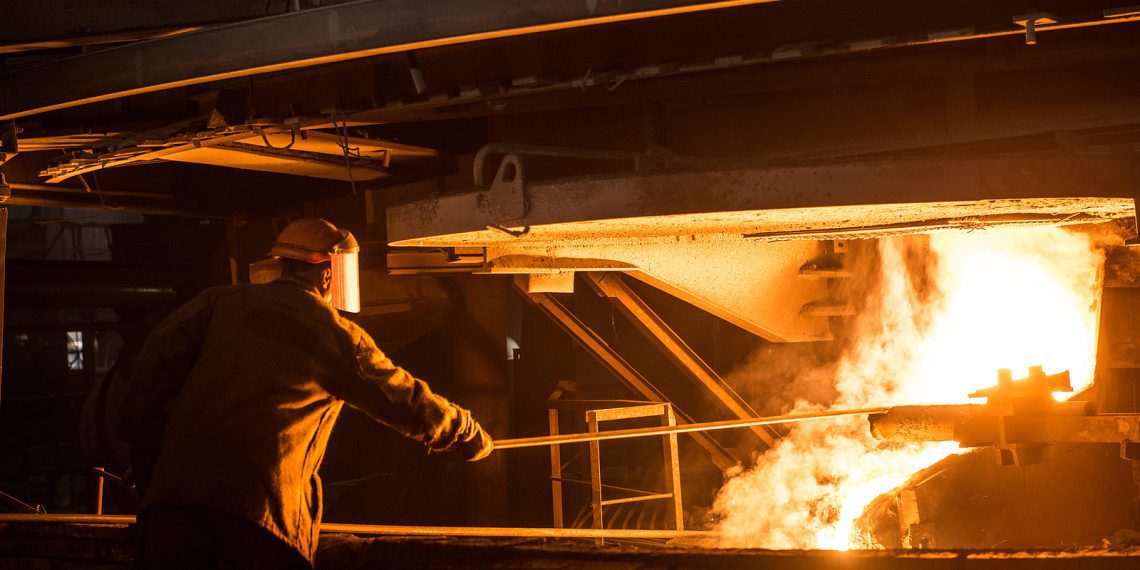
[134,503,310,570]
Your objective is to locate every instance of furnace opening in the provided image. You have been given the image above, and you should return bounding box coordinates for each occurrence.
[713,226,1104,549]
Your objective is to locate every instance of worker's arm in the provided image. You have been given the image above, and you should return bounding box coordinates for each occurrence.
[327,325,492,461]
[115,288,219,491]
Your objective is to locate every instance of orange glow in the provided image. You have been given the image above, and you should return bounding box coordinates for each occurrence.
[713,226,1103,549]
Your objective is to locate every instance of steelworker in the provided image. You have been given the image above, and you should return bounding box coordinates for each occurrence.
[116,218,492,569]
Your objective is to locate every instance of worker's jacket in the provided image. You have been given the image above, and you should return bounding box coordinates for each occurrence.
[116,276,478,563]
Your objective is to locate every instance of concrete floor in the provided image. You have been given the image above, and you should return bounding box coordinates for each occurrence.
[5,521,1140,569]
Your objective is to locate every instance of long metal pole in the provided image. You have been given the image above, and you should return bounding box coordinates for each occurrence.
[320,523,715,540]
[493,406,889,450]
[0,514,715,540]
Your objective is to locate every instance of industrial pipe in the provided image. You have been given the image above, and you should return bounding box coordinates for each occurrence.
[869,400,1101,444]
[868,404,989,443]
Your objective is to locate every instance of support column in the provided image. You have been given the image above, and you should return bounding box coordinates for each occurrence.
[226,216,246,284]
[1095,247,1140,529]
[511,295,574,527]
[0,206,6,403]
[452,275,511,525]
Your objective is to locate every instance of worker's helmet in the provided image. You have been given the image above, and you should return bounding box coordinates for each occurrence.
[265,218,361,313]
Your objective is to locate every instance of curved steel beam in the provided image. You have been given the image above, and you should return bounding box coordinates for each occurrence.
[386,156,1139,246]
[0,0,779,121]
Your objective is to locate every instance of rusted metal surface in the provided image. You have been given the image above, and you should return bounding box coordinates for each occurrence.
[869,405,989,443]
[867,368,1140,466]
[871,408,1140,445]
[864,443,1139,550]
[387,157,1136,246]
[388,156,1134,341]
[490,240,832,342]
[585,272,780,446]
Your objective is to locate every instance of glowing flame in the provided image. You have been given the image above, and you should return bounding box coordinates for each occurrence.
[713,226,1104,550]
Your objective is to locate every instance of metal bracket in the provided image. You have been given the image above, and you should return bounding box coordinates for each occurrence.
[970,366,1071,466]
[1013,12,1058,45]
[1122,439,1140,462]
[0,121,18,165]
[472,142,701,223]
[489,154,528,222]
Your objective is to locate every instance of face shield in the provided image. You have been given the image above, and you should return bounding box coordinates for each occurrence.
[329,231,361,313]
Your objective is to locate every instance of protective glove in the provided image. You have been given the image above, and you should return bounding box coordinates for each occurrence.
[452,421,494,462]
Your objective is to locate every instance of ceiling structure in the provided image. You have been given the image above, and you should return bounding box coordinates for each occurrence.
[1,0,1138,221]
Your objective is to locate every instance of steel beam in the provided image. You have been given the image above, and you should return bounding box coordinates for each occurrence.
[387,157,1136,246]
[0,0,271,48]
[2,194,226,219]
[5,261,186,310]
[515,284,740,470]
[0,27,203,55]
[584,272,779,448]
[0,0,780,120]
[8,182,173,201]
[346,9,1140,129]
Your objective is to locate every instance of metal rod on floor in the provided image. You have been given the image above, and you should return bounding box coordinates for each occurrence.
[0,514,134,524]
[320,523,716,540]
[0,514,716,540]
[493,406,890,450]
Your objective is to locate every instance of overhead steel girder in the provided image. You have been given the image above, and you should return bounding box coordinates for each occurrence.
[492,238,836,342]
[387,155,1136,342]
[0,0,778,121]
[387,156,1138,247]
